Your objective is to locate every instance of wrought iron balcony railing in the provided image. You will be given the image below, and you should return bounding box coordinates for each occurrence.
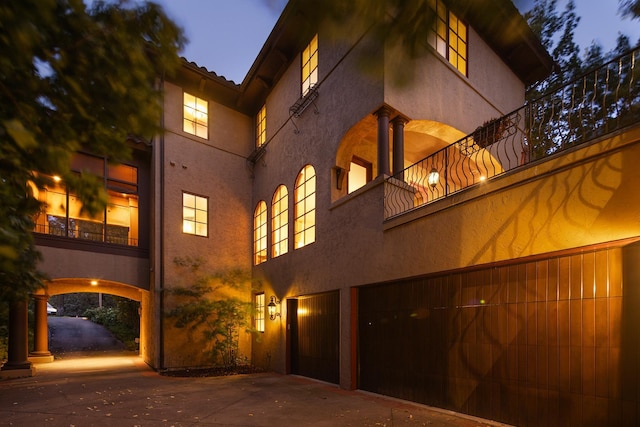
[385,46,640,219]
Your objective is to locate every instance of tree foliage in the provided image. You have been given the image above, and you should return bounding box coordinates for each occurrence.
[619,0,640,19]
[525,0,640,99]
[167,257,257,368]
[0,0,184,302]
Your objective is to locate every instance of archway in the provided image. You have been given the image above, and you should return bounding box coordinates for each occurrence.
[333,115,468,201]
[30,278,149,365]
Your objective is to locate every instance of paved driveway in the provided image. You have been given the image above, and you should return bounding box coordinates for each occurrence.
[0,353,505,426]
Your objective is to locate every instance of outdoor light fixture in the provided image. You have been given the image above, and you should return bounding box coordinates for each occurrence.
[427,167,440,189]
[267,296,280,320]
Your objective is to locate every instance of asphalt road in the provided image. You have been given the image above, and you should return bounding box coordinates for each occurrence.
[48,316,125,355]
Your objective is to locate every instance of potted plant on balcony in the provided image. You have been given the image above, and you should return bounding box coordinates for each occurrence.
[472,117,510,148]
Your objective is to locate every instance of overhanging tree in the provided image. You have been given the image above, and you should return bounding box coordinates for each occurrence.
[0,0,185,302]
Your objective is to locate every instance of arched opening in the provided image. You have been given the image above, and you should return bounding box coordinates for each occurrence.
[333,115,469,202]
[30,279,150,364]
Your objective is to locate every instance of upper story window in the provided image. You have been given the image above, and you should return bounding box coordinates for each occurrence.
[348,156,373,194]
[302,34,318,96]
[256,105,266,148]
[272,185,289,257]
[294,165,316,249]
[253,201,267,265]
[32,153,140,246]
[183,92,208,139]
[428,0,467,76]
[254,293,265,333]
[182,192,208,237]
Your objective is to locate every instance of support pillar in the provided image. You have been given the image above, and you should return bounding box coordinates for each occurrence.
[375,106,392,177]
[0,300,35,378]
[392,116,407,179]
[29,294,54,363]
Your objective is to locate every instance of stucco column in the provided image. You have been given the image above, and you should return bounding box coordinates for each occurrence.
[29,294,54,362]
[392,116,407,179]
[1,300,33,372]
[376,106,392,177]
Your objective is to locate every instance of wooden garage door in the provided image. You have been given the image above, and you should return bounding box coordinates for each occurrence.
[358,246,640,426]
[289,291,340,384]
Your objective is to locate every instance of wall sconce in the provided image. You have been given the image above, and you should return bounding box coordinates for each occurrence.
[427,167,440,189]
[267,296,280,320]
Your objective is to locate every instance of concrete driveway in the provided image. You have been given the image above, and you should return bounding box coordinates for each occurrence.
[0,352,506,426]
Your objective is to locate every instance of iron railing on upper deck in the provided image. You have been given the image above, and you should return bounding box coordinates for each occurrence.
[384,46,640,219]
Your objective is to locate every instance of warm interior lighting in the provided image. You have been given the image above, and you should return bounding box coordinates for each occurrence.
[182,221,194,234]
[427,168,440,188]
[479,175,486,182]
[53,175,61,183]
[90,280,98,286]
[267,296,280,320]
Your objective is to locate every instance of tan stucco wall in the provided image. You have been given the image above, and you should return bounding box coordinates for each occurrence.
[37,246,149,290]
[253,117,640,387]
[157,80,254,369]
[249,15,536,386]
[384,27,525,133]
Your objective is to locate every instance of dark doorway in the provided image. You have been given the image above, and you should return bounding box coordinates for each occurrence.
[288,291,340,384]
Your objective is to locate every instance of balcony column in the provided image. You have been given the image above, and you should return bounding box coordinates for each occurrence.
[29,294,54,363]
[375,106,392,177]
[392,116,407,179]
[0,300,35,378]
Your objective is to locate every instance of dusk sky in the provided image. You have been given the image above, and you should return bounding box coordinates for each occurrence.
[153,0,640,84]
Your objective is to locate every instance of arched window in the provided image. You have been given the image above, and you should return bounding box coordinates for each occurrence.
[253,201,267,265]
[294,165,316,249]
[271,185,288,257]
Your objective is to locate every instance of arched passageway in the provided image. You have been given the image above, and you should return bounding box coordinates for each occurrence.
[29,278,149,365]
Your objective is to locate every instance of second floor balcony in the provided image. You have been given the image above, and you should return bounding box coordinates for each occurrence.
[385,46,640,219]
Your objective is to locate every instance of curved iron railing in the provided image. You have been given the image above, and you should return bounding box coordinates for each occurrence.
[385,46,640,219]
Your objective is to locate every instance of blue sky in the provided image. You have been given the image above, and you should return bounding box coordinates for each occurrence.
[155,0,640,84]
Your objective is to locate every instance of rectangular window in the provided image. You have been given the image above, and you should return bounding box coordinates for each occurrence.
[428,0,467,76]
[255,293,265,333]
[302,34,318,96]
[348,156,373,194]
[183,92,208,139]
[182,192,208,237]
[256,105,266,148]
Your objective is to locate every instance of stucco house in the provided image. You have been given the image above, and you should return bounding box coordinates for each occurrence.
[4,0,640,425]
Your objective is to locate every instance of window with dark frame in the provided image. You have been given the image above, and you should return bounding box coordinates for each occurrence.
[183,92,208,139]
[348,156,373,194]
[302,34,318,96]
[255,293,265,332]
[253,201,267,265]
[182,192,208,237]
[428,0,468,76]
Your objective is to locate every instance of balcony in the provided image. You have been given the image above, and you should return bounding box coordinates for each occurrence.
[34,220,138,247]
[385,46,640,219]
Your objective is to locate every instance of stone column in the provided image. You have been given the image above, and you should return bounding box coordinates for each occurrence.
[392,116,407,179]
[29,294,54,363]
[375,106,392,177]
[0,300,35,377]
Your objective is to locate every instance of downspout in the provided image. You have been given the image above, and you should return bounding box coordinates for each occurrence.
[158,76,166,370]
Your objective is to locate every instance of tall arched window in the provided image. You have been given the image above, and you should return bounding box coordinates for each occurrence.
[271,185,288,257]
[253,201,267,265]
[294,165,316,249]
